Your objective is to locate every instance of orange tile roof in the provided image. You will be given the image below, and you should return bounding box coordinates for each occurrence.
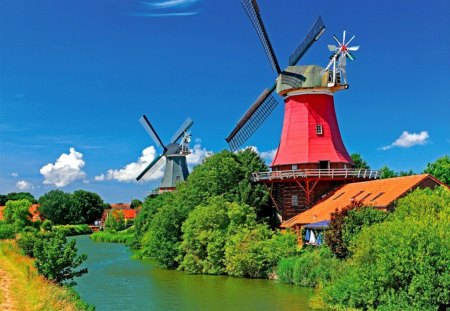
[111,209,137,220]
[281,174,444,228]
[110,203,131,210]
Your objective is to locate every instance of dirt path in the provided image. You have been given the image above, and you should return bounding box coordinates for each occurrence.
[0,264,15,311]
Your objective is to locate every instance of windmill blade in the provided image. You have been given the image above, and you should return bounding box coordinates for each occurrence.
[139,115,166,150]
[346,34,356,46]
[288,16,326,66]
[226,85,279,151]
[328,44,338,51]
[242,0,281,74]
[345,51,356,61]
[136,155,166,181]
[348,46,360,51]
[170,117,193,144]
[342,30,346,44]
[333,34,341,45]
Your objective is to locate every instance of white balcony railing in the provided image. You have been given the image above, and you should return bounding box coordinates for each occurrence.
[252,169,381,182]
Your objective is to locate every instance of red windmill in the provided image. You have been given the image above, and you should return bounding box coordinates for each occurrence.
[226,0,379,221]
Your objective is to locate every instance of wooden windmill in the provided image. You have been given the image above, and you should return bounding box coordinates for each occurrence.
[136,115,193,194]
[226,0,380,221]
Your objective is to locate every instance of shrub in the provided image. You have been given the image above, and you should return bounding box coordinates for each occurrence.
[0,223,16,239]
[53,224,93,236]
[277,257,297,284]
[33,230,88,286]
[17,231,38,257]
[90,227,135,244]
[3,199,32,229]
[321,186,450,310]
[224,225,298,278]
[104,210,125,232]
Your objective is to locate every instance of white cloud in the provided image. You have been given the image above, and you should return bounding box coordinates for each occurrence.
[381,131,429,150]
[10,172,18,178]
[95,146,163,183]
[146,0,199,9]
[186,143,213,169]
[136,0,200,17]
[240,146,277,164]
[40,147,87,187]
[16,180,34,191]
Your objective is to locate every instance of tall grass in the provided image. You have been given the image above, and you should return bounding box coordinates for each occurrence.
[53,224,93,236]
[90,226,134,245]
[0,240,93,311]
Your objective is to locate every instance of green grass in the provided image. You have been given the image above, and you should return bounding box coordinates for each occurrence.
[53,225,93,236]
[90,226,135,245]
[0,240,94,311]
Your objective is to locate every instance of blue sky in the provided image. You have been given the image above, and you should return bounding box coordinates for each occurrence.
[1,0,449,203]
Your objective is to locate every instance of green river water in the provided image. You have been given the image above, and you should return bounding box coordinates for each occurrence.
[73,235,313,311]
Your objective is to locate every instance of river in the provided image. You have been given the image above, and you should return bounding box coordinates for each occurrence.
[73,235,313,311]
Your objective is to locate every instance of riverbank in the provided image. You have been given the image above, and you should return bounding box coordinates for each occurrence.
[0,240,93,311]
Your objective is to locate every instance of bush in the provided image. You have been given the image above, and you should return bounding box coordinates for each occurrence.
[321,187,450,310]
[33,230,88,286]
[0,223,16,239]
[3,199,32,229]
[53,224,93,236]
[224,225,298,278]
[104,210,126,232]
[17,231,38,257]
[278,247,340,288]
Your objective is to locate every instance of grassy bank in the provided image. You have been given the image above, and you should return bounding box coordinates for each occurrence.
[90,227,134,245]
[0,240,93,311]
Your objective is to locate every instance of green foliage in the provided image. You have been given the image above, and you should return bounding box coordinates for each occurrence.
[4,199,33,229]
[379,165,398,179]
[278,247,340,287]
[33,230,88,286]
[104,210,126,232]
[224,225,298,278]
[132,192,174,248]
[423,155,450,184]
[71,190,104,224]
[41,219,53,231]
[178,197,230,274]
[91,227,135,244]
[321,186,450,310]
[0,192,37,205]
[139,202,189,269]
[0,223,16,239]
[39,190,75,224]
[53,224,93,236]
[39,190,104,225]
[325,201,386,259]
[350,153,370,169]
[17,230,38,257]
[130,199,142,209]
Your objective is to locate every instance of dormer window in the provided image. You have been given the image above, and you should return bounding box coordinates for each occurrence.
[316,124,323,135]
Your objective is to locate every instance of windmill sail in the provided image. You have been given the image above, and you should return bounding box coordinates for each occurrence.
[226,86,279,151]
[170,117,194,144]
[136,155,166,181]
[288,16,325,66]
[242,0,281,74]
[139,115,166,150]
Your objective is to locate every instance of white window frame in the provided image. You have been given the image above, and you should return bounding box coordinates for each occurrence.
[316,124,323,135]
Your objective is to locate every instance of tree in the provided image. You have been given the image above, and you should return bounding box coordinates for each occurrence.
[424,155,450,185]
[0,194,7,206]
[350,153,370,170]
[104,210,125,232]
[322,187,450,310]
[39,190,74,224]
[3,199,32,229]
[72,190,104,224]
[379,165,398,179]
[130,199,142,209]
[33,230,88,286]
[325,201,386,259]
[5,192,37,204]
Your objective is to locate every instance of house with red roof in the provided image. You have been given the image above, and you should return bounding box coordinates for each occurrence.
[281,174,447,242]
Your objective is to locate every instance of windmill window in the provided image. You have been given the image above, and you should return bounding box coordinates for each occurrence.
[370,192,385,202]
[316,125,323,135]
[292,164,298,170]
[292,195,299,207]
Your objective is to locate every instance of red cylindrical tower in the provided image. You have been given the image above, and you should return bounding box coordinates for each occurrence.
[271,91,353,170]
